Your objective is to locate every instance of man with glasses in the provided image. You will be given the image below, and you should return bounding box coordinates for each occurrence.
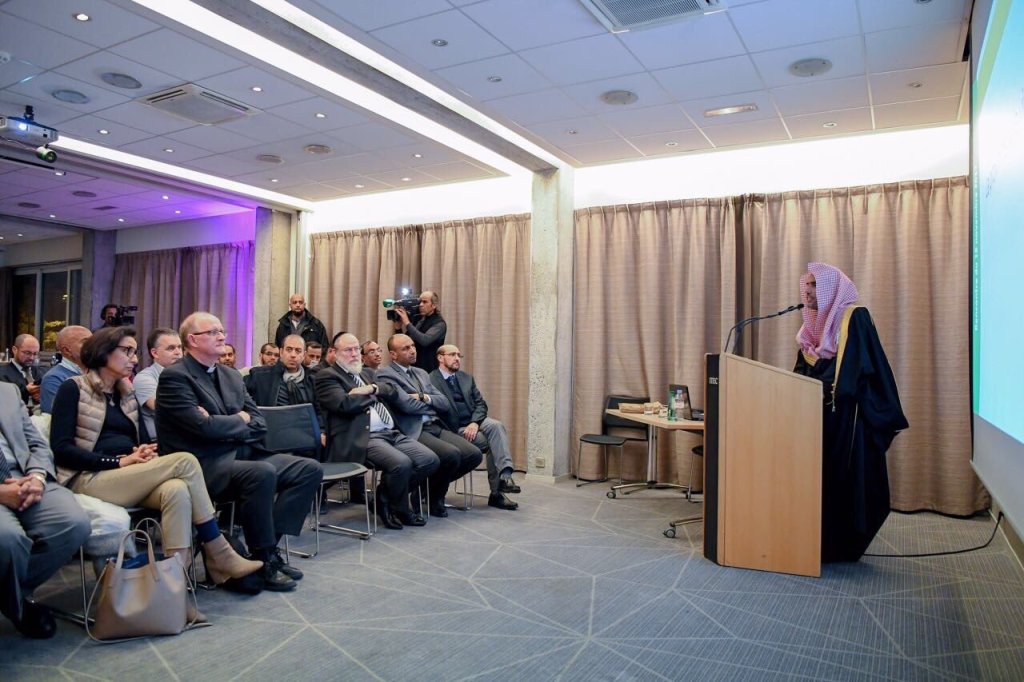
[40,326,91,414]
[1,334,43,414]
[155,312,321,593]
[360,340,383,371]
[431,344,520,510]
[132,328,183,439]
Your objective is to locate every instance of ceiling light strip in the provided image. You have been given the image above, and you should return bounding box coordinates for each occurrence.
[128,0,539,177]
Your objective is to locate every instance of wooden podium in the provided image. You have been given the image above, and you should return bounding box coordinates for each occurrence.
[703,353,823,577]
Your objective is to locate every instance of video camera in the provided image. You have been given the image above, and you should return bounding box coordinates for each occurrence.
[382,288,420,323]
[104,305,139,327]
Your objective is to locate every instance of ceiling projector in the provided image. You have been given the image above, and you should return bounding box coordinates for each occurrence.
[0,106,60,162]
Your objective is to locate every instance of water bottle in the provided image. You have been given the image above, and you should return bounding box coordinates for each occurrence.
[667,389,677,421]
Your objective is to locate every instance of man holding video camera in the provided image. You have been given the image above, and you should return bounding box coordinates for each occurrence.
[392,291,446,373]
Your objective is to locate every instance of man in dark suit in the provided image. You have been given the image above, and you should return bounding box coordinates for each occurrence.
[1,383,91,638]
[244,333,324,459]
[315,332,438,529]
[377,334,485,516]
[0,334,44,414]
[392,290,446,372]
[430,344,520,510]
[155,312,321,592]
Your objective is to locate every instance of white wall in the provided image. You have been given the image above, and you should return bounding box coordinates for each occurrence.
[115,210,256,254]
[306,125,969,231]
[1,233,83,267]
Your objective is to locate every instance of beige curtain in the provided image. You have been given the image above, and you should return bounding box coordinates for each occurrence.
[573,200,741,484]
[111,242,255,369]
[574,177,984,515]
[309,214,532,469]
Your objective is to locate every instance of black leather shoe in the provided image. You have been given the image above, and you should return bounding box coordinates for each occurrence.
[399,511,427,527]
[379,510,403,530]
[498,476,521,494]
[14,600,56,639]
[488,493,519,510]
[260,564,297,592]
[270,548,303,581]
[429,501,449,518]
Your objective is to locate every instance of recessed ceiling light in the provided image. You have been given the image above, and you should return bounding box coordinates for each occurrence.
[73,12,91,21]
[600,89,639,106]
[304,144,332,155]
[117,218,125,222]
[354,183,365,189]
[17,233,24,237]
[487,75,503,83]
[164,148,174,153]
[566,129,578,135]
[822,121,838,128]
[98,129,109,135]
[665,141,679,147]
[49,214,56,218]
[174,210,181,214]
[412,153,422,158]
[250,86,263,92]
[314,112,326,119]
[257,153,283,164]
[101,72,142,89]
[431,39,448,47]
[788,58,833,78]
[908,81,923,88]
[54,170,65,176]
[161,194,170,200]
[52,89,90,104]
[270,178,279,183]
[0,236,4,240]
[704,103,758,117]
[401,177,411,182]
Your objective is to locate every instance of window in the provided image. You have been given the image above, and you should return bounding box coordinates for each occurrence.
[12,265,82,351]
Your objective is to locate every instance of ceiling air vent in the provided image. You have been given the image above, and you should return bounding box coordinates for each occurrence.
[138,83,258,125]
[578,0,726,32]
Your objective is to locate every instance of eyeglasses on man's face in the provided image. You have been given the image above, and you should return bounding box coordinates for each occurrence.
[442,352,464,358]
[192,328,226,338]
[116,345,138,358]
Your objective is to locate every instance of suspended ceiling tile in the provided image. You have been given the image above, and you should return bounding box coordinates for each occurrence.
[785,107,874,139]
[873,96,961,129]
[560,138,643,165]
[275,182,347,202]
[165,124,264,155]
[869,62,967,105]
[302,0,452,32]
[198,65,314,110]
[118,135,211,163]
[181,153,265,177]
[369,10,510,71]
[0,11,98,70]
[217,111,315,142]
[328,176,394,195]
[391,143,465,168]
[770,76,869,117]
[266,97,370,132]
[679,90,779,128]
[323,151,408,177]
[416,160,495,182]
[729,0,860,53]
[627,128,712,157]
[0,91,86,125]
[365,168,437,188]
[652,55,765,102]
[749,35,866,89]
[94,100,192,135]
[57,114,153,146]
[616,11,746,71]
[110,28,247,83]
[435,53,552,102]
[0,60,44,91]
[54,50,183,98]
[527,116,618,146]
[519,33,645,87]
[483,88,587,125]
[2,0,162,49]
[562,72,676,114]
[327,121,418,152]
[7,71,131,115]
[858,0,970,34]
[598,103,694,138]
[461,0,605,52]
[700,117,790,148]
[864,21,965,73]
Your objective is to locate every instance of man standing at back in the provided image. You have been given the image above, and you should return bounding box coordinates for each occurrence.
[392,291,446,372]
[0,334,43,414]
[155,312,321,592]
[40,326,91,414]
[275,293,328,350]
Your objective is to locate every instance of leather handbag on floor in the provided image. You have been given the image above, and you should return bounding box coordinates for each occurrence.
[86,526,199,642]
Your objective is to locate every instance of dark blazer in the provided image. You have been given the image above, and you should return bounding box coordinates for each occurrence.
[429,368,488,432]
[406,313,446,372]
[0,361,44,408]
[155,354,267,494]
[375,363,451,440]
[0,383,54,478]
[243,362,324,432]
[315,364,397,464]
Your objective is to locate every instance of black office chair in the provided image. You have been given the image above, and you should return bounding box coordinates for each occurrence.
[576,394,649,487]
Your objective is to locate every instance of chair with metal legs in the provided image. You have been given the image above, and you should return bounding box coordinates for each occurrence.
[289,462,373,558]
[576,395,649,486]
[664,445,704,538]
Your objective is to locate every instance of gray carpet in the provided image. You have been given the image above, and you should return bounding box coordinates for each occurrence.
[5,476,1024,681]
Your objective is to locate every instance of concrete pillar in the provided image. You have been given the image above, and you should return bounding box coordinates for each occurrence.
[80,230,116,327]
[526,166,575,482]
[252,207,294,361]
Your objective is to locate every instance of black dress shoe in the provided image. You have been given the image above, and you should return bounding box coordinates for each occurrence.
[488,493,519,510]
[260,564,297,592]
[429,502,449,518]
[398,511,427,527]
[221,572,265,594]
[14,600,56,639]
[498,476,521,494]
[379,511,404,530]
[270,548,303,581]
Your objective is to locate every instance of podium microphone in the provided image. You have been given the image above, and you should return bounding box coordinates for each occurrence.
[724,303,805,355]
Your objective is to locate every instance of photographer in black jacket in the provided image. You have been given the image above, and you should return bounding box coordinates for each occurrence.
[392,290,446,373]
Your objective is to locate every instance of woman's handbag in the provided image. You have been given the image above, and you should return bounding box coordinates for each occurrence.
[86,526,198,642]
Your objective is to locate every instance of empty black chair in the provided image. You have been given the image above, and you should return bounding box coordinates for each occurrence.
[576,395,649,487]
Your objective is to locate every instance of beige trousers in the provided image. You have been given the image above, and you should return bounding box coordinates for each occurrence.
[70,451,216,549]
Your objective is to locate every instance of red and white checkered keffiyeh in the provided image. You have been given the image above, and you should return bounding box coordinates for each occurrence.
[796,262,859,360]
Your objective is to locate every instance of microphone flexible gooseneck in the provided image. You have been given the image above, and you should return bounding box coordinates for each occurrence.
[723,303,805,355]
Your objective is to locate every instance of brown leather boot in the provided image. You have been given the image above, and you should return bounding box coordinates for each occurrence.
[202,535,263,584]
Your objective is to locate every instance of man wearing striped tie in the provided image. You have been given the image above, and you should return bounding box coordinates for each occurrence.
[315,333,439,530]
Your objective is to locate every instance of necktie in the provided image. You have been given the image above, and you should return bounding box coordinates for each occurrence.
[0,455,11,482]
[352,373,394,428]
[446,374,458,394]
[406,367,425,393]
[22,366,35,409]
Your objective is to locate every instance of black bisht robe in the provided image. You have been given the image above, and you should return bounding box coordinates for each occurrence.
[793,307,909,562]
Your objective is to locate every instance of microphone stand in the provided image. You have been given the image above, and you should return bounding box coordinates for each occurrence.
[724,304,805,355]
